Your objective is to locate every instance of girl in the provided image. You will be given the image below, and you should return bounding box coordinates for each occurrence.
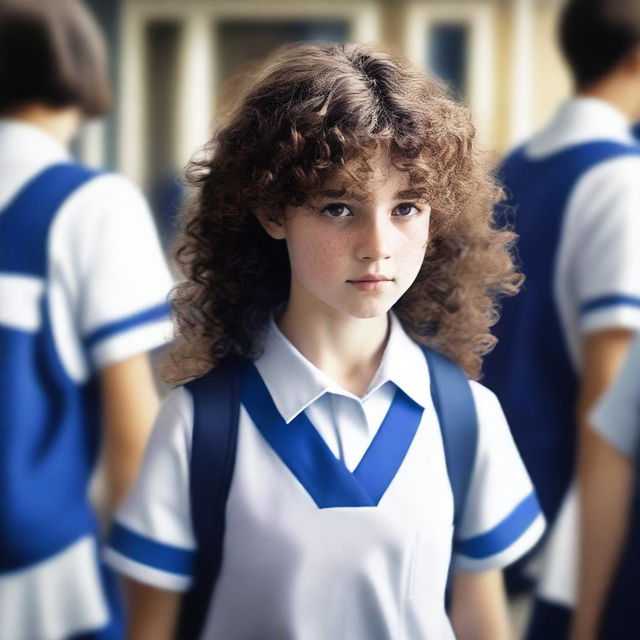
[0,1,172,638]
[105,43,544,639]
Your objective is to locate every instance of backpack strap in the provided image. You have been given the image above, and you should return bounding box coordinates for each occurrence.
[422,347,479,532]
[177,358,242,640]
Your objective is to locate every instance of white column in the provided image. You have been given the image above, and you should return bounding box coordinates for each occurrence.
[351,4,381,43]
[176,12,213,169]
[509,0,535,146]
[117,3,146,185]
[468,3,495,146]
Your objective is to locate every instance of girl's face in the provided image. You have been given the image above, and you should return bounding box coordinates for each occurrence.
[261,150,431,321]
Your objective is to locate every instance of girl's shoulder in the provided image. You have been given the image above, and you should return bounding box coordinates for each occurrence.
[148,386,195,456]
[466,379,518,451]
[468,379,503,416]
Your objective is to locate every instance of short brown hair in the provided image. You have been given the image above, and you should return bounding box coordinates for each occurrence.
[560,0,640,89]
[0,0,111,117]
[165,43,522,383]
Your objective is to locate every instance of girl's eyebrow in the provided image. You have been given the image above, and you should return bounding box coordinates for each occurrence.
[394,189,428,200]
[317,188,427,201]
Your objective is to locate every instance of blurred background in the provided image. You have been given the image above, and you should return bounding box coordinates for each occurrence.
[80,0,570,244]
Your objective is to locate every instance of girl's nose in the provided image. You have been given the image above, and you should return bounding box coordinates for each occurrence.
[355,216,392,262]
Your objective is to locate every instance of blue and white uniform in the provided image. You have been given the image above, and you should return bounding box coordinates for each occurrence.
[0,120,173,640]
[481,98,640,634]
[106,314,544,639]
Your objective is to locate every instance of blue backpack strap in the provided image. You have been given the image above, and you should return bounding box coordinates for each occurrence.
[422,347,478,608]
[0,163,100,277]
[422,347,478,531]
[177,358,242,640]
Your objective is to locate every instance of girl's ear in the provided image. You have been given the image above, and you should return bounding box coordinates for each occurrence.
[254,209,287,240]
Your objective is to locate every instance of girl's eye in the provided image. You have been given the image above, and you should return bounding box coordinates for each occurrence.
[393,203,419,217]
[321,203,352,218]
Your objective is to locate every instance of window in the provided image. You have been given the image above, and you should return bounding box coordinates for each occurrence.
[428,23,469,101]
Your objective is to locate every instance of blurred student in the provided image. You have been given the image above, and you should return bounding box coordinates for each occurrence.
[0,0,173,638]
[570,332,640,639]
[482,0,640,633]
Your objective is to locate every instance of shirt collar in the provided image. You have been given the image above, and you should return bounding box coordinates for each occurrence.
[0,119,71,207]
[526,97,634,158]
[253,313,431,424]
[0,118,70,166]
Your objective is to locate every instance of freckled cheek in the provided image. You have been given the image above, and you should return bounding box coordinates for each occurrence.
[395,225,429,276]
[286,230,348,286]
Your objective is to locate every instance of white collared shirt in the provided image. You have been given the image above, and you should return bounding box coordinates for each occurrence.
[106,315,543,639]
[256,315,432,472]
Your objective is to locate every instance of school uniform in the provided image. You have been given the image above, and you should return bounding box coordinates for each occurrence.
[105,313,544,639]
[587,332,640,637]
[481,97,640,636]
[0,119,173,639]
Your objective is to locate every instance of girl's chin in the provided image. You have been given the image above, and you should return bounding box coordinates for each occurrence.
[339,301,395,320]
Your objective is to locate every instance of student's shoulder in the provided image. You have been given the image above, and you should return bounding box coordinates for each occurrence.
[63,171,151,219]
[467,380,515,446]
[573,143,640,199]
[562,149,640,241]
[51,170,159,255]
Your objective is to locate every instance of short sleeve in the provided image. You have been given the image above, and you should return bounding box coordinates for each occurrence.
[567,158,640,334]
[67,174,174,369]
[590,332,640,458]
[452,382,546,572]
[104,388,195,591]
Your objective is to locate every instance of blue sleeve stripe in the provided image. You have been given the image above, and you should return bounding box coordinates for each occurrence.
[454,492,541,559]
[84,302,170,348]
[581,295,640,315]
[109,523,195,576]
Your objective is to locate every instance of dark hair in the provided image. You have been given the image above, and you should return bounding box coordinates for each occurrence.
[163,42,522,384]
[0,0,111,116]
[560,0,640,89]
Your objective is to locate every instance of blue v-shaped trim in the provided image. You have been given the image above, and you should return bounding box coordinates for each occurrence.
[240,363,424,509]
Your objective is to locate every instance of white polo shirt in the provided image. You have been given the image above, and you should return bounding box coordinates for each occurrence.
[0,119,173,640]
[106,314,544,639]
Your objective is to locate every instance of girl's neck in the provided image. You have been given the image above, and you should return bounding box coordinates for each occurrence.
[277,303,389,398]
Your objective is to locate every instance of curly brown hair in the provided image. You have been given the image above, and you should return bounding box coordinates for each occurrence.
[164,42,522,384]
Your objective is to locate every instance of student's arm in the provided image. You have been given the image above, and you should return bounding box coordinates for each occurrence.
[125,580,181,640]
[100,353,159,514]
[570,432,634,640]
[571,328,635,640]
[450,570,510,640]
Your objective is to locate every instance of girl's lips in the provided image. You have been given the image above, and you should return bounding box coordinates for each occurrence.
[347,276,393,283]
[347,277,394,292]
